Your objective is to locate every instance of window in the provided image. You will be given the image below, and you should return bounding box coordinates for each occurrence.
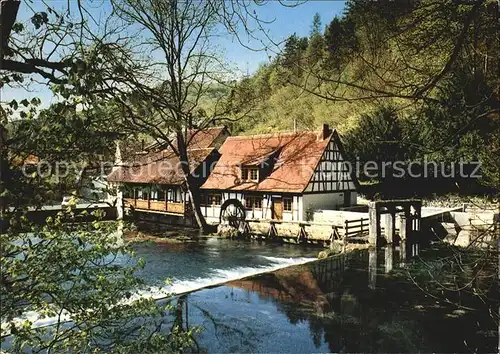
[283,197,292,212]
[137,189,144,200]
[241,167,259,182]
[204,193,222,206]
[242,168,249,181]
[250,168,258,181]
[245,196,262,209]
[150,186,161,201]
[167,188,178,202]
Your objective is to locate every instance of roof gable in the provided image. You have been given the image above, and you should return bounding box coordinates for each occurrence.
[201,130,333,193]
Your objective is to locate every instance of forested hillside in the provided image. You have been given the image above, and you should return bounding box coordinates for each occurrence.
[230,0,499,195]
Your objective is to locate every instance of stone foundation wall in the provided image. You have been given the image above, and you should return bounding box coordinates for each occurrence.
[246,220,336,241]
[130,210,195,227]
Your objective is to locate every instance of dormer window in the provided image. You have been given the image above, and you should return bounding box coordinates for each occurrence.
[241,166,259,182]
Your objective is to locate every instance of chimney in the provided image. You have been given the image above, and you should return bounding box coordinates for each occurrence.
[322,124,331,140]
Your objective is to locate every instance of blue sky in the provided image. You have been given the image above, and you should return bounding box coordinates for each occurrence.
[219,0,346,74]
[1,0,346,108]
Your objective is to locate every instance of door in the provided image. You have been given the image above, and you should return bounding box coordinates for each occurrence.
[273,198,283,220]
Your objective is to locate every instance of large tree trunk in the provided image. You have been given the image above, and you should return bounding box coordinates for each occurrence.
[176,132,208,232]
[184,176,208,231]
[0,0,21,58]
[0,123,6,220]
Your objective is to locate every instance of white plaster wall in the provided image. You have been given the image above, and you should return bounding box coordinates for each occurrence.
[266,196,273,219]
[283,211,293,221]
[303,192,345,219]
[313,210,368,224]
[203,205,221,219]
[201,192,304,222]
[297,196,303,221]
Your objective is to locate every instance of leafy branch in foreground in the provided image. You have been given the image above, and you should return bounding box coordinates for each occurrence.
[1,209,198,353]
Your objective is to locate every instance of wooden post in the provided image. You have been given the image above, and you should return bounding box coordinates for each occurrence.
[414,201,422,232]
[267,221,277,239]
[384,246,393,274]
[400,237,407,265]
[399,213,411,262]
[384,211,395,244]
[368,247,377,289]
[296,223,307,243]
[399,214,408,241]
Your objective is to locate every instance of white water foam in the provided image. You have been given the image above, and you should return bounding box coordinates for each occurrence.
[3,255,317,333]
[160,255,316,296]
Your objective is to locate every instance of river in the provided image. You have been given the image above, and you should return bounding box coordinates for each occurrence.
[3,235,497,352]
[128,238,320,295]
[128,238,498,353]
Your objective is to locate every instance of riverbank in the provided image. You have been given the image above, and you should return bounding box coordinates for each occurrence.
[124,229,200,244]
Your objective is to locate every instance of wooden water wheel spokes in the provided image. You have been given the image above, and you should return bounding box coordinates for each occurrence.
[220,199,246,229]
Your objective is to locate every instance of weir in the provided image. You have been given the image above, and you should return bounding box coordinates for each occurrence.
[367,199,422,247]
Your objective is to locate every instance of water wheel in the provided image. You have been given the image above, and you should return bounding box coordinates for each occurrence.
[219,199,246,230]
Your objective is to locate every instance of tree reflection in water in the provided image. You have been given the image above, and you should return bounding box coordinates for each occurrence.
[224,248,496,353]
[167,247,497,353]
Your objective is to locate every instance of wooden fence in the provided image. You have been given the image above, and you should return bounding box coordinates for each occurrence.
[344,218,369,238]
[242,216,370,244]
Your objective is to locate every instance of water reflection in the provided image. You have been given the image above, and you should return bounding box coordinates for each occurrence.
[384,246,393,273]
[174,247,497,353]
[400,240,420,266]
[368,247,377,289]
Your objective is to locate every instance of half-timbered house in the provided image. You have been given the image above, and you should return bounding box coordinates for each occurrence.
[200,124,358,223]
[107,127,229,219]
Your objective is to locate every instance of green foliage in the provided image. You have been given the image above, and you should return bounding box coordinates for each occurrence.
[230,0,498,193]
[311,13,322,36]
[1,214,196,352]
[324,16,358,69]
[413,71,498,163]
[2,95,197,350]
[343,106,410,164]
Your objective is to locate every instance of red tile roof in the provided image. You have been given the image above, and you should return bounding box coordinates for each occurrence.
[144,126,227,151]
[107,148,216,185]
[107,127,225,185]
[201,130,333,193]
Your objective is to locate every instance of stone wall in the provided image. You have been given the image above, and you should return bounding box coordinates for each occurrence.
[246,220,337,242]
